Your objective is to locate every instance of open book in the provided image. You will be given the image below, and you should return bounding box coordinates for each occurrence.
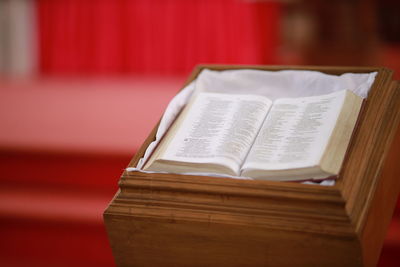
[143,90,363,181]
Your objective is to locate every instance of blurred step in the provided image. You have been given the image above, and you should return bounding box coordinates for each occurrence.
[0,184,111,223]
[378,216,400,267]
[0,150,128,192]
[0,77,184,154]
[0,185,115,267]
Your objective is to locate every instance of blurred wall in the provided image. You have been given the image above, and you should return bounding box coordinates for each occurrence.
[0,0,37,77]
[36,0,281,75]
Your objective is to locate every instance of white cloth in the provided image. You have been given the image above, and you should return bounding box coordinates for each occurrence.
[128,68,377,185]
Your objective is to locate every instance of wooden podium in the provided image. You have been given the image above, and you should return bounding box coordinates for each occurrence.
[104,65,400,267]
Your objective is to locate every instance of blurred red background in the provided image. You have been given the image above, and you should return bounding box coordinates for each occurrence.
[0,0,399,266]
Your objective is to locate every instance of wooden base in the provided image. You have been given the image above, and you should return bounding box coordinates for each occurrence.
[104,65,400,267]
[105,214,362,267]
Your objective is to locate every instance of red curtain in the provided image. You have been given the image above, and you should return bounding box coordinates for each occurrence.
[37,0,281,75]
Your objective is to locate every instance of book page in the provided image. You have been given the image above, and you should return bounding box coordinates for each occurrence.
[161,92,272,174]
[242,90,347,172]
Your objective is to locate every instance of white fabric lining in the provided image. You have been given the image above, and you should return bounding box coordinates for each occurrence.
[127,68,377,186]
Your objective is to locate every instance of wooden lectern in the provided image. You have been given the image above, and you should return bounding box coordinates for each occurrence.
[104,65,400,267]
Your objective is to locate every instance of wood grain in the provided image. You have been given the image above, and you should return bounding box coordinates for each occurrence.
[104,65,400,266]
